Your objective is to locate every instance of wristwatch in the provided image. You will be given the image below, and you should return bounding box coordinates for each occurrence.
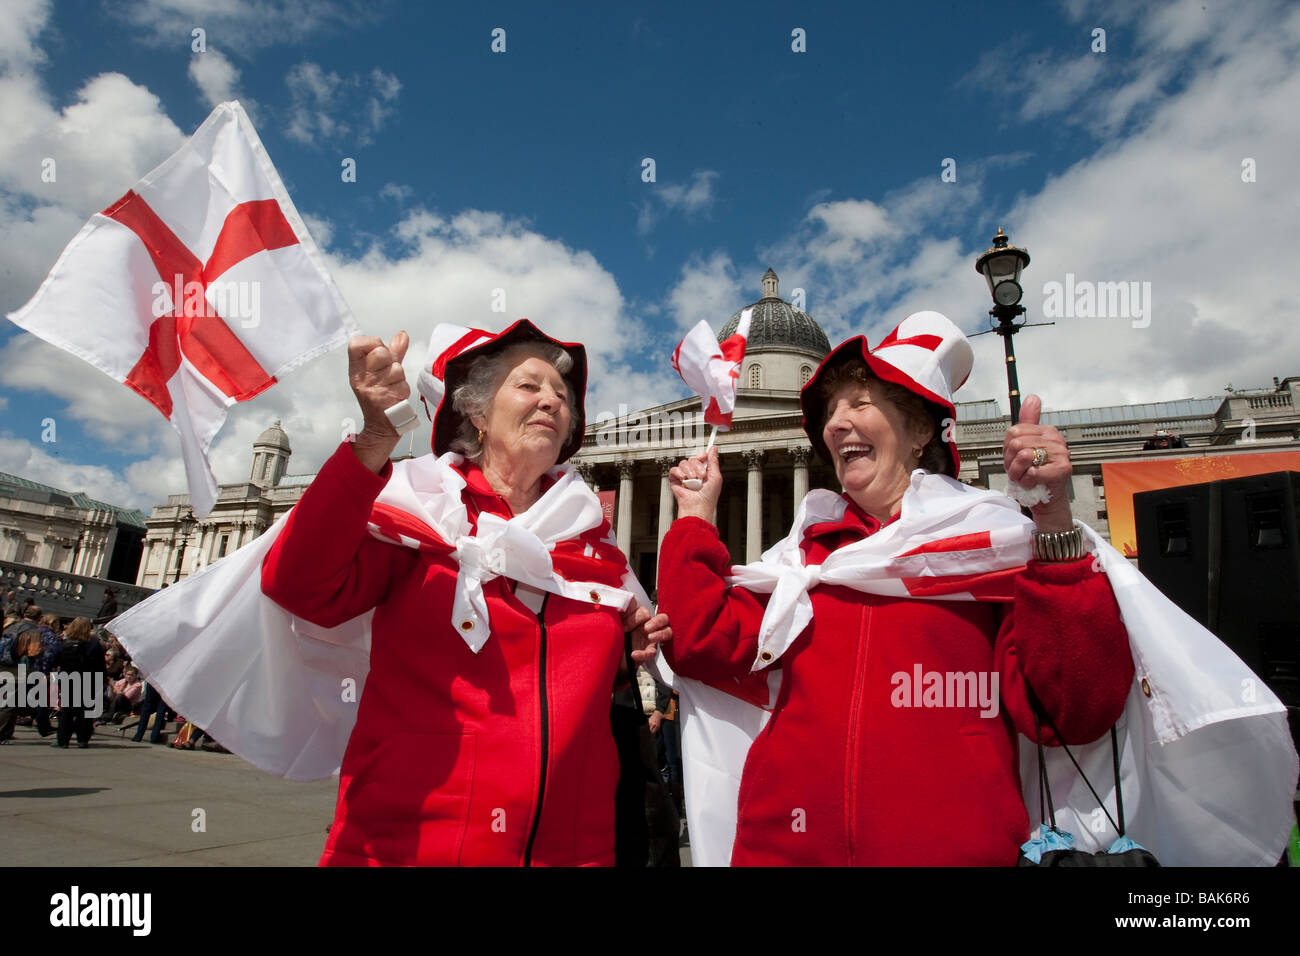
[1031,524,1087,562]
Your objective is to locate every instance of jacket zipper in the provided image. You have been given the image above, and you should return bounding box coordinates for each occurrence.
[844,602,870,863]
[522,593,551,866]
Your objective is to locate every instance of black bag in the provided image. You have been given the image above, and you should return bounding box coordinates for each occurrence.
[1017,685,1160,867]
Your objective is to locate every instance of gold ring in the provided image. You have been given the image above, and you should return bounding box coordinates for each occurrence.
[1031,447,1048,467]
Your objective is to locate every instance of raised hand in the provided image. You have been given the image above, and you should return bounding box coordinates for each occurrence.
[669,445,722,523]
[347,331,410,472]
[1003,394,1073,532]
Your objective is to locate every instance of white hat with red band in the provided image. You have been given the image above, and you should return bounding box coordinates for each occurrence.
[416,319,588,461]
[800,310,973,477]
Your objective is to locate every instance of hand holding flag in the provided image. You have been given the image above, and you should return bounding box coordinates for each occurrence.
[670,307,751,486]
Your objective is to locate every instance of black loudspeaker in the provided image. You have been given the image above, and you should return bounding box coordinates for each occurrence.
[1135,472,1300,713]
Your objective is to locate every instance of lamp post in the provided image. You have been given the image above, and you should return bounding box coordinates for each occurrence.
[975,228,1032,423]
[172,509,197,585]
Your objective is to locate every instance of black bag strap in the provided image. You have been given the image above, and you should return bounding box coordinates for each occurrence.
[1025,680,1125,837]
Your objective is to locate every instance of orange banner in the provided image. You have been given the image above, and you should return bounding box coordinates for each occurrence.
[1102,452,1300,556]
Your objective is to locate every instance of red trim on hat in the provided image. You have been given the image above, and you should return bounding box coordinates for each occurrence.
[430,319,588,462]
[432,330,491,380]
[873,328,944,352]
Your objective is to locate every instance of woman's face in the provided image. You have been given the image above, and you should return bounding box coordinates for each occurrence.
[474,351,571,473]
[822,379,929,520]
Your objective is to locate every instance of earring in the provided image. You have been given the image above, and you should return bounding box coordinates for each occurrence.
[912,446,923,459]
[476,428,485,444]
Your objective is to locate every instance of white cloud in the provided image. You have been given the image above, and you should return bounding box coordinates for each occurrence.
[0,0,49,72]
[111,0,376,54]
[638,169,719,236]
[658,169,718,214]
[0,434,154,510]
[667,251,743,333]
[379,182,413,204]
[772,0,1300,415]
[284,61,400,148]
[188,47,240,107]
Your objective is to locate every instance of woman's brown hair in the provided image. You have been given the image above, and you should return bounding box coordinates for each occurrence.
[64,617,94,643]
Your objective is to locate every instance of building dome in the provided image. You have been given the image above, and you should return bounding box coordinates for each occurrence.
[718,269,831,357]
[254,420,292,453]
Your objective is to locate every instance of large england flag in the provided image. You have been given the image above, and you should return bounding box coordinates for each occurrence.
[6,101,359,515]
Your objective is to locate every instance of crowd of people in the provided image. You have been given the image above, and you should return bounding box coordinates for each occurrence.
[0,589,227,754]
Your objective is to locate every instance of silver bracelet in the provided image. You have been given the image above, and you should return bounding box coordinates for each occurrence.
[1031,525,1086,562]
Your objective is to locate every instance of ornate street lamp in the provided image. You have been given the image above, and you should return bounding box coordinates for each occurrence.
[172,508,197,584]
[974,228,1036,423]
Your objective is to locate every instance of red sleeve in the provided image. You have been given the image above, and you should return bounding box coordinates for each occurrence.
[261,441,418,628]
[656,516,768,682]
[995,557,1134,746]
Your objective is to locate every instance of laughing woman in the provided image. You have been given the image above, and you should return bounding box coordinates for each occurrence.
[657,311,1134,866]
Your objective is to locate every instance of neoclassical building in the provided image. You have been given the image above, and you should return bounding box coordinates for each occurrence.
[134,421,313,589]
[0,473,147,579]
[0,471,151,618]
[130,270,1300,594]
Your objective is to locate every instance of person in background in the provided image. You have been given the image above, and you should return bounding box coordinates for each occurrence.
[103,664,143,724]
[131,678,171,745]
[52,617,106,749]
[28,613,63,737]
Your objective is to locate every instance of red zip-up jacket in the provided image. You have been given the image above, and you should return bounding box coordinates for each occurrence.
[261,442,627,866]
[658,501,1134,866]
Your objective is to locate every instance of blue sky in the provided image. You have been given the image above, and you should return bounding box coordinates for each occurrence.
[2,0,1298,510]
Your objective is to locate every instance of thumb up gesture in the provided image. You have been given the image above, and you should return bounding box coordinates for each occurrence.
[1003,395,1074,532]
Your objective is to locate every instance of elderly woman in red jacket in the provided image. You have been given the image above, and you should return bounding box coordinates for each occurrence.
[658,311,1134,865]
[262,320,667,866]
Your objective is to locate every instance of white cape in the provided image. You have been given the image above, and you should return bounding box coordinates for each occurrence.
[668,471,1298,866]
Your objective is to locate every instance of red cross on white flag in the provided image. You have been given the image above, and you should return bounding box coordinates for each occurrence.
[7,101,359,516]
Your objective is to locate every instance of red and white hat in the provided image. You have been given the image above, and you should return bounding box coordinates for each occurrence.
[416,319,588,462]
[800,310,973,477]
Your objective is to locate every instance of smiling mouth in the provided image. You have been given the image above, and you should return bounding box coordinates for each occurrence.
[530,420,558,432]
[838,442,873,463]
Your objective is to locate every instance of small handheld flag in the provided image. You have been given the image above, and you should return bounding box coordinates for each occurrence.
[671,308,751,485]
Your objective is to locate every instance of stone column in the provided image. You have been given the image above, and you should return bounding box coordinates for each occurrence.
[744,449,765,562]
[791,445,811,508]
[88,535,104,577]
[571,459,593,488]
[656,457,676,547]
[726,480,744,559]
[616,460,635,556]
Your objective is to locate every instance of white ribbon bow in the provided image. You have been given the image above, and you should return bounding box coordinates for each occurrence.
[375,453,639,651]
